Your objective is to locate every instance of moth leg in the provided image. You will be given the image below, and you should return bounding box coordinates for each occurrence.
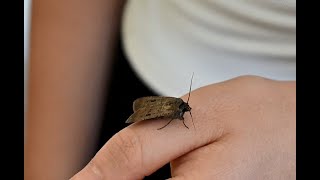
[182,120,189,129]
[157,119,174,130]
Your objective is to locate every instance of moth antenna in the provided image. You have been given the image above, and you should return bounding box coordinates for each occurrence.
[189,111,196,130]
[187,72,194,104]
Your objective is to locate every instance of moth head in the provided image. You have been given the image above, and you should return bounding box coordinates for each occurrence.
[180,101,195,130]
[180,102,192,112]
[186,103,192,112]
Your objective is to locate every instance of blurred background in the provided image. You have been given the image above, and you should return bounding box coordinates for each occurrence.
[24,0,32,140]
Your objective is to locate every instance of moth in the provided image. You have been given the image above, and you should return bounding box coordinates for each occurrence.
[126,73,195,130]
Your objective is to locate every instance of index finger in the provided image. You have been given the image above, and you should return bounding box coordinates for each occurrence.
[71,84,228,180]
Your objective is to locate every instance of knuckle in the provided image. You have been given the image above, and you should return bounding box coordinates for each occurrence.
[233,75,271,88]
[230,75,273,96]
[234,75,266,82]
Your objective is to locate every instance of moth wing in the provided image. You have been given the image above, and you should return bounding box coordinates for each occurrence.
[126,101,179,123]
[133,96,178,112]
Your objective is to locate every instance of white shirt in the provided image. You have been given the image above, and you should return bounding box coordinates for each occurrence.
[122,0,296,97]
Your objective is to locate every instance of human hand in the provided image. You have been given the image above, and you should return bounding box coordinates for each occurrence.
[70,75,296,180]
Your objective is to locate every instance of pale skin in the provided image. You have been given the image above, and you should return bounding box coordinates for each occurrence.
[70,76,296,180]
[25,0,295,179]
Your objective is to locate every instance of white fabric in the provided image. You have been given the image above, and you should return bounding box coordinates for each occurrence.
[122,0,296,97]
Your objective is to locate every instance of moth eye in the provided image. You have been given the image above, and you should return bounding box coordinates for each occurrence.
[150,99,156,102]
[146,113,151,116]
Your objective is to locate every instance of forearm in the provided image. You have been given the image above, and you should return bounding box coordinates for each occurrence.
[24,0,126,179]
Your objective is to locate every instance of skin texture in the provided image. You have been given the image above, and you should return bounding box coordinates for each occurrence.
[70,76,296,180]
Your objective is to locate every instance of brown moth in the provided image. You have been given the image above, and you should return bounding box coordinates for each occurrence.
[126,73,195,130]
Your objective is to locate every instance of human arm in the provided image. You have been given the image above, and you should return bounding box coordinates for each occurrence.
[24,0,126,179]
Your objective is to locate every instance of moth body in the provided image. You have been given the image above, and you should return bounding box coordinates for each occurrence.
[125,73,194,130]
[125,96,191,124]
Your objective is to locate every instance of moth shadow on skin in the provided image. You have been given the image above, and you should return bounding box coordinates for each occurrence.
[125,73,195,130]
